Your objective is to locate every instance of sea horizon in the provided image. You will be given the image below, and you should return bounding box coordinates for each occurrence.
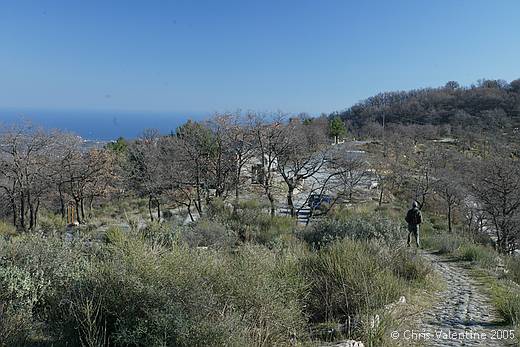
[0,107,209,141]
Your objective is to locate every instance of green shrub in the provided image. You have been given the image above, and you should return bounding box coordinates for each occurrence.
[223,201,297,247]
[180,219,236,248]
[358,311,397,347]
[217,244,308,345]
[206,197,233,220]
[105,226,126,245]
[38,212,66,233]
[429,216,445,231]
[469,231,495,248]
[421,230,466,254]
[491,283,520,326]
[123,211,141,232]
[303,238,403,324]
[248,214,296,246]
[45,234,307,346]
[505,257,520,286]
[0,212,433,346]
[0,233,92,342]
[0,265,48,345]
[456,243,500,269]
[0,219,17,237]
[302,213,402,249]
[139,221,178,246]
[385,247,432,283]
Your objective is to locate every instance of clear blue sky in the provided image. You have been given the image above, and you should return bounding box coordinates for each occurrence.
[1,0,519,115]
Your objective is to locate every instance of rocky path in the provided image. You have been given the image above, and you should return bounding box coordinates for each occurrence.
[417,251,515,347]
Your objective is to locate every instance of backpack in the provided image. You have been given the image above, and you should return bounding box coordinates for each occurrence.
[405,208,422,225]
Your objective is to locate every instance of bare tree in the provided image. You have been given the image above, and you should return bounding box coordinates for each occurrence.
[0,125,56,230]
[252,114,289,216]
[127,129,164,222]
[157,136,201,222]
[405,146,446,209]
[276,120,329,217]
[175,121,216,215]
[219,113,257,210]
[48,132,83,219]
[434,168,463,233]
[469,154,520,253]
[60,147,116,224]
[334,152,370,203]
[205,115,241,199]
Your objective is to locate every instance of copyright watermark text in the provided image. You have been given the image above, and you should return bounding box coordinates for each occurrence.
[390,329,515,341]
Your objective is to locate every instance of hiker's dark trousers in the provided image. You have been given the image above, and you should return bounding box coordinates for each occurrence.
[407,224,420,247]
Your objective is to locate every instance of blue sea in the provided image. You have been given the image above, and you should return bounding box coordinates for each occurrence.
[0,108,208,141]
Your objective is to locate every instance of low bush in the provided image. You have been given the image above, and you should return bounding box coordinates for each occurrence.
[505,257,520,286]
[139,221,178,246]
[468,230,495,248]
[302,212,402,249]
[221,200,297,247]
[0,265,47,345]
[384,247,432,283]
[105,225,127,245]
[61,239,308,346]
[180,219,236,248]
[38,212,66,234]
[421,230,466,254]
[0,232,308,346]
[0,207,433,346]
[0,234,90,344]
[246,214,296,246]
[491,282,520,326]
[0,219,17,237]
[456,243,500,269]
[302,238,404,324]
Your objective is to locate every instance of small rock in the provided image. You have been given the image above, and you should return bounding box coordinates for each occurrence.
[370,314,380,329]
[330,340,364,347]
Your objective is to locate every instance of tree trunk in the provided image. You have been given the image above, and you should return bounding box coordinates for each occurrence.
[268,192,275,217]
[148,195,154,222]
[11,196,17,227]
[20,193,26,231]
[34,199,40,228]
[75,199,82,224]
[80,198,86,222]
[447,204,452,233]
[29,199,35,230]
[58,184,65,219]
[88,196,94,218]
[195,165,203,214]
[156,198,161,220]
[234,169,240,213]
[287,185,295,217]
[465,210,473,234]
[234,187,240,213]
[187,202,194,222]
[234,157,242,213]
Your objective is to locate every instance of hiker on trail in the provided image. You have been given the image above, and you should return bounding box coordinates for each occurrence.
[405,201,422,248]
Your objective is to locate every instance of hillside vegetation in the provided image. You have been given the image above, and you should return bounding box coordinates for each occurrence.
[334,78,520,134]
[2,78,520,346]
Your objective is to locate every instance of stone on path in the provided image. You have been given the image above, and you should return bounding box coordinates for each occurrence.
[417,251,515,347]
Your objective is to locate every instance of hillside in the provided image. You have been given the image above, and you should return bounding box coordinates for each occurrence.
[334,79,520,132]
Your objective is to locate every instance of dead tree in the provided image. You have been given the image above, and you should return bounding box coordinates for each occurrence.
[470,154,520,253]
[276,120,329,217]
[252,114,290,216]
[0,125,56,230]
[127,129,164,222]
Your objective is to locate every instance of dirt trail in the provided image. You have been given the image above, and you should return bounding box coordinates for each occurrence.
[416,251,515,347]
